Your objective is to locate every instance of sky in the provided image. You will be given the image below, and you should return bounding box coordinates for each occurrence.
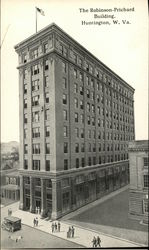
[1,0,148,142]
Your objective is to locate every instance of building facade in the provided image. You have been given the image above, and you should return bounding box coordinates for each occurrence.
[129,140,148,224]
[1,169,20,201]
[15,23,135,219]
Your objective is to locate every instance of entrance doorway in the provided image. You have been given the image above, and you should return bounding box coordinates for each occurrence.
[35,199,41,214]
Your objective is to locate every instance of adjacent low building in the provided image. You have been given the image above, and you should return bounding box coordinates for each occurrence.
[1,169,20,201]
[14,23,135,219]
[129,140,148,224]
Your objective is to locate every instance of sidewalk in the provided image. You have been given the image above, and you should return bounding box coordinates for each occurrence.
[13,209,144,248]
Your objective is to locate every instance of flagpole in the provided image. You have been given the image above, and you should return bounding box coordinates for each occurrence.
[36,7,37,33]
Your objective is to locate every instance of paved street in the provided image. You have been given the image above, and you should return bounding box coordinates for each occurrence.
[1,186,147,248]
[1,203,82,248]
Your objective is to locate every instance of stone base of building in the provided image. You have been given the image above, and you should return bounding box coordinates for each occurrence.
[20,161,129,219]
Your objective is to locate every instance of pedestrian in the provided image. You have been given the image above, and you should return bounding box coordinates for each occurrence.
[71,226,75,238]
[51,222,54,233]
[68,226,72,237]
[55,222,57,231]
[67,230,69,238]
[33,218,36,227]
[36,217,38,226]
[92,236,96,248]
[58,221,61,232]
[96,236,101,247]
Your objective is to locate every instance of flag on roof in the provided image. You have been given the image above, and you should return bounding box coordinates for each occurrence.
[36,7,45,16]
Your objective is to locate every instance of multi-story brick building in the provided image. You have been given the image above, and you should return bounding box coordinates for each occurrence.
[14,23,135,219]
[129,140,148,224]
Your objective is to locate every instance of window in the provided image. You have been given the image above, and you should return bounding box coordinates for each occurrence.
[64,126,68,137]
[45,126,50,137]
[63,110,67,120]
[78,58,82,67]
[45,76,49,88]
[80,100,84,109]
[45,60,49,70]
[24,84,27,94]
[86,76,89,85]
[24,177,30,184]
[46,160,50,171]
[143,175,148,188]
[64,142,68,153]
[46,143,50,154]
[74,83,78,93]
[93,157,96,165]
[32,144,40,154]
[63,192,69,211]
[80,129,84,138]
[75,143,79,153]
[74,98,78,108]
[64,159,68,170]
[87,89,90,98]
[74,69,77,78]
[24,99,27,108]
[32,64,39,75]
[24,128,27,139]
[63,94,67,105]
[87,103,90,112]
[32,79,39,91]
[81,158,85,167]
[31,48,38,59]
[76,158,79,168]
[23,54,27,63]
[45,109,49,120]
[62,78,67,89]
[97,94,100,102]
[143,199,148,214]
[88,130,91,138]
[75,128,79,138]
[24,159,28,169]
[97,82,99,91]
[32,160,40,170]
[92,117,95,126]
[93,143,96,152]
[91,79,94,88]
[99,143,101,152]
[45,93,49,103]
[80,86,84,95]
[98,118,100,127]
[32,111,40,122]
[24,144,28,154]
[32,127,40,138]
[87,116,91,125]
[88,157,91,166]
[92,104,95,113]
[75,113,78,122]
[80,114,84,124]
[91,92,94,101]
[144,157,149,167]
[62,62,66,73]
[79,72,83,81]
[32,95,39,106]
[44,43,48,53]
[81,143,85,152]
[24,113,27,124]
